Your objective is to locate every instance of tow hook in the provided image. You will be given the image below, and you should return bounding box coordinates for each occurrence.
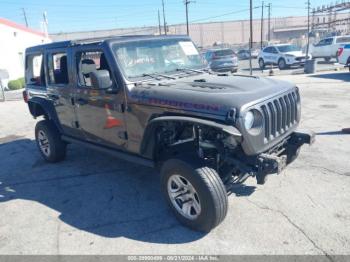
[256,153,287,185]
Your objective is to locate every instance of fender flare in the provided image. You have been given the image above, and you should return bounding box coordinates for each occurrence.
[140,116,242,159]
[28,97,62,132]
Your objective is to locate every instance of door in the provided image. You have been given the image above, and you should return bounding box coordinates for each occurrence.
[46,48,81,137]
[263,47,277,64]
[73,47,128,150]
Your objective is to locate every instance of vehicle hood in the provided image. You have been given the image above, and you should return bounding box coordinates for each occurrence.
[129,74,296,118]
[284,51,305,57]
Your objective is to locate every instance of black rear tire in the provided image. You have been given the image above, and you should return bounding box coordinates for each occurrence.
[160,158,228,232]
[35,120,66,163]
[259,58,265,70]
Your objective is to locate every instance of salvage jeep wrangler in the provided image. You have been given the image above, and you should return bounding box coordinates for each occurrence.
[24,35,315,232]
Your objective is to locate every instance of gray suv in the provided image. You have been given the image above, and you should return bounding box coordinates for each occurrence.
[204,48,238,73]
[24,35,314,232]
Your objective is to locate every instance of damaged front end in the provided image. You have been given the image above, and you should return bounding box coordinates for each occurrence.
[224,130,315,189]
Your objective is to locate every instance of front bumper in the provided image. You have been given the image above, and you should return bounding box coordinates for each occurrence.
[255,130,315,184]
[225,130,315,189]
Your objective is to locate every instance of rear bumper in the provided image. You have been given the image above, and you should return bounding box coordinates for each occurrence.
[210,65,238,72]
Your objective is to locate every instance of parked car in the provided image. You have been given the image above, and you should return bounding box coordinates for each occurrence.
[337,44,350,71]
[237,49,259,60]
[310,35,350,62]
[204,48,238,73]
[258,44,308,70]
[24,35,314,232]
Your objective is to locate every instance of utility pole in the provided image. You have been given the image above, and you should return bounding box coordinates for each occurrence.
[22,8,28,27]
[306,0,311,59]
[261,1,264,49]
[267,3,271,42]
[184,0,193,35]
[249,0,253,75]
[42,12,48,38]
[162,0,167,35]
[158,9,162,35]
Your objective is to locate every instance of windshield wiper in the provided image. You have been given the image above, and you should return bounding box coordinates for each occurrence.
[175,68,207,75]
[142,73,176,80]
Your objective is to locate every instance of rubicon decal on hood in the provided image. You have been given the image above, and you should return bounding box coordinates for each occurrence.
[130,94,227,113]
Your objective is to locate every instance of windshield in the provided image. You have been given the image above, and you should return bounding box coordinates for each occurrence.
[113,39,205,79]
[277,45,301,53]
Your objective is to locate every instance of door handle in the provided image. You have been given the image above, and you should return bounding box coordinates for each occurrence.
[76,98,88,105]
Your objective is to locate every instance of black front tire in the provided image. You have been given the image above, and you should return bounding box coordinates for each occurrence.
[160,158,228,232]
[35,120,66,163]
[278,58,287,70]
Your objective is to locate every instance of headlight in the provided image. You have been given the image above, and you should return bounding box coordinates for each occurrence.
[243,110,263,135]
[244,111,255,130]
[286,54,295,58]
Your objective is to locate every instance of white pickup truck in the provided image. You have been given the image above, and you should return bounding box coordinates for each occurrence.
[310,35,350,62]
[337,44,350,71]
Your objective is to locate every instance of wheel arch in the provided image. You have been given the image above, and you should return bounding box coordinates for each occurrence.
[28,97,62,132]
[139,115,242,160]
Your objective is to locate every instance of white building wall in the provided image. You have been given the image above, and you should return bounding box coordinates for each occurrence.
[0,20,51,82]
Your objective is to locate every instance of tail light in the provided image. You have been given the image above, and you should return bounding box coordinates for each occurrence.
[337,47,344,57]
[22,90,28,103]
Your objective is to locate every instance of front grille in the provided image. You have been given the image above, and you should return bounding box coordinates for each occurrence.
[260,91,299,143]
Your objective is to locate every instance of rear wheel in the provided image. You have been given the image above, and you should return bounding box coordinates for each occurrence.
[35,120,66,163]
[259,58,265,70]
[160,158,228,232]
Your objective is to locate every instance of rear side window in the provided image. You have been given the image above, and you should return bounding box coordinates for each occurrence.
[214,49,234,57]
[336,37,350,43]
[47,52,69,85]
[25,54,45,87]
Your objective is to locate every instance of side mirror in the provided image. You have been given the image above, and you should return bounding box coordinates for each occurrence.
[90,70,113,90]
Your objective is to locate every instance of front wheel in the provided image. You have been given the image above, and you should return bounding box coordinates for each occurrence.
[35,120,66,163]
[160,158,228,232]
[278,58,287,70]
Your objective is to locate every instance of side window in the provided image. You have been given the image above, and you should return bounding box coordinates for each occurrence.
[47,52,69,85]
[263,47,271,53]
[325,38,333,45]
[76,51,112,88]
[317,39,326,46]
[271,47,278,53]
[25,53,45,87]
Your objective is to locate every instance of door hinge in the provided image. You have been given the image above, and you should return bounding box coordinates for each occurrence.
[71,97,75,106]
[118,131,128,140]
[74,121,80,128]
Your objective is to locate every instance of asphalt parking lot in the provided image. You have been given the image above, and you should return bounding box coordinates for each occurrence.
[0,70,350,255]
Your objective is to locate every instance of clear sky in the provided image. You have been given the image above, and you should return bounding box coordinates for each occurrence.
[0,0,334,33]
